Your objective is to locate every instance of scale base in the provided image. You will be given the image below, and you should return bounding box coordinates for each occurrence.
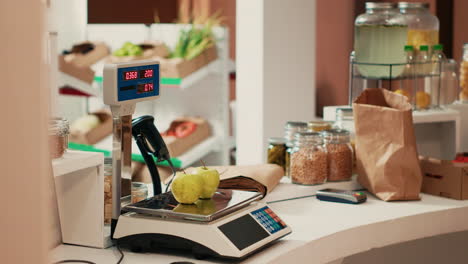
[117,233,220,260]
[113,202,292,260]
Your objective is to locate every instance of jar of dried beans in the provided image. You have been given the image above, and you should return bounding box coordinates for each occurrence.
[284,121,308,177]
[290,132,327,185]
[322,129,353,182]
[48,117,69,159]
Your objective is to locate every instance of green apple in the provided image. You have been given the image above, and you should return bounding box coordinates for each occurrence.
[195,199,216,215]
[113,48,128,57]
[195,166,220,199]
[128,45,143,56]
[122,42,135,50]
[171,172,202,204]
[173,204,199,214]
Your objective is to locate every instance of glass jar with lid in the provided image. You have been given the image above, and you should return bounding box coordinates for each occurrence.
[354,2,408,79]
[104,157,112,224]
[290,132,327,185]
[398,2,439,51]
[48,117,69,159]
[439,59,459,106]
[284,121,308,177]
[460,43,468,102]
[308,121,334,132]
[321,129,353,182]
[267,137,287,172]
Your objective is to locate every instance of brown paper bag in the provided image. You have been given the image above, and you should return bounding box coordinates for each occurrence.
[353,88,422,201]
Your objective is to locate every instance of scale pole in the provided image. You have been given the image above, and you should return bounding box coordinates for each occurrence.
[111,111,122,237]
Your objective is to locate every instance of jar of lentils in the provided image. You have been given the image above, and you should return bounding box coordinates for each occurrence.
[284,121,308,177]
[322,129,353,182]
[290,132,328,185]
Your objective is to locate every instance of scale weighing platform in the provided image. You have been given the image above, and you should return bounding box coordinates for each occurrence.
[103,60,291,260]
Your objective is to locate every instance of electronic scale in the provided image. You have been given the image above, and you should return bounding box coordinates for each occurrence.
[103,60,292,260]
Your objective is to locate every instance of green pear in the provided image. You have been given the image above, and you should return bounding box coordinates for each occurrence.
[196,166,220,199]
[171,172,202,204]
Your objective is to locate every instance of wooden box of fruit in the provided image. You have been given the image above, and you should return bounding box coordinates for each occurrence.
[59,42,110,84]
[69,110,113,145]
[108,41,170,63]
[162,117,211,157]
[159,46,217,79]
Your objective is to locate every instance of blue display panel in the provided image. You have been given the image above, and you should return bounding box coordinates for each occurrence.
[117,64,159,102]
[251,206,287,234]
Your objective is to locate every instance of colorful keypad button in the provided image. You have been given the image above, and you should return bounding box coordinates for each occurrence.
[251,206,286,234]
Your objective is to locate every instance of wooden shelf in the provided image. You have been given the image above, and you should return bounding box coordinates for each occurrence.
[70,135,223,169]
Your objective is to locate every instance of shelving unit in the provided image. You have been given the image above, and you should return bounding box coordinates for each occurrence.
[324,105,461,160]
[58,72,101,97]
[58,24,231,168]
[78,134,223,169]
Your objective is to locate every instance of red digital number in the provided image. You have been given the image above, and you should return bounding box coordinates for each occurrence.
[144,69,153,78]
[145,83,153,92]
[125,71,138,80]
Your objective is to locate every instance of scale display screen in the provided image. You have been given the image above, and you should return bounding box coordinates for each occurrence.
[218,214,269,250]
[117,64,159,102]
[122,69,154,80]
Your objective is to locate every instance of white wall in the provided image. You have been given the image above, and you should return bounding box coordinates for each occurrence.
[236,0,316,165]
[1,0,51,262]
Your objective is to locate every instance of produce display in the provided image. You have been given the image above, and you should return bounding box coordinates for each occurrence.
[70,114,101,134]
[113,42,143,57]
[163,120,198,138]
[170,164,220,204]
[170,14,221,60]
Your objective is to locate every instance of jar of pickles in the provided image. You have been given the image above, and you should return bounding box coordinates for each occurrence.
[267,137,287,171]
[290,132,327,185]
[284,121,308,177]
[321,129,353,182]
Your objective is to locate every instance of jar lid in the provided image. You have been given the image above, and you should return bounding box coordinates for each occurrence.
[433,44,443,51]
[49,117,69,136]
[404,45,414,52]
[269,137,286,145]
[294,131,323,143]
[336,108,353,120]
[420,45,429,51]
[366,2,397,10]
[398,2,429,9]
[308,121,334,132]
[321,129,350,137]
[285,121,308,129]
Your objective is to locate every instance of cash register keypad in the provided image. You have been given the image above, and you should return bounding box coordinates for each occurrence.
[251,206,286,234]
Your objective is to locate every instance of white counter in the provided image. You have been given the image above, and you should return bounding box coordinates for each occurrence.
[52,180,468,264]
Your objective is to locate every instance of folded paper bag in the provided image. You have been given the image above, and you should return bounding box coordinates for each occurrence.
[353,88,423,201]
